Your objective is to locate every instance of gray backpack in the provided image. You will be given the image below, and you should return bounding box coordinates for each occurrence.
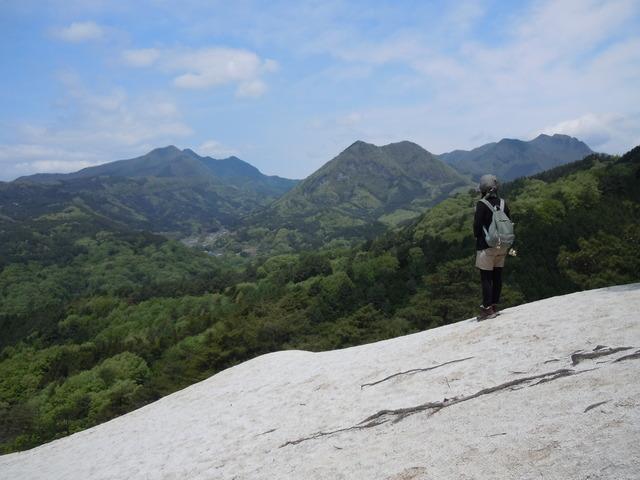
[480,198,515,248]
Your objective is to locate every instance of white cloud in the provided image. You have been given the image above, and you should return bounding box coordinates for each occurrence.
[169,48,275,91]
[541,113,640,154]
[170,48,251,82]
[236,79,267,98]
[263,59,279,73]
[303,0,638,91]
[447,0,486,32]
[513,0,637,56]
[297,0,640,156]
[197,140,239,158]
[325,31,425,66]
[53,21,105,42]
[122,48,161,67]
[122,46,277,97]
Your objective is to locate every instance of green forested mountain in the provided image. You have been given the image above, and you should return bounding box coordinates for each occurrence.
[10,146,298,236]
[0,200,244,345]
[2,144,637,454]
[0,198,246,450]
[439,134,593,181]
[217,140,471,253]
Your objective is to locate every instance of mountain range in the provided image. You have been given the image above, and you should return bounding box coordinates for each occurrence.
[215,135,593,253]
[9,146,298,236]
[18,146,296,197]
[3,134,594,252]
[439,133,593,181]
[230,140,470,251]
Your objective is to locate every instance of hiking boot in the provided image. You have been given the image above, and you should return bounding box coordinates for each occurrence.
[477,305,497,321]
[491,304,500,315]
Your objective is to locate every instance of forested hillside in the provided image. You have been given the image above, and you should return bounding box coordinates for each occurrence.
[8,146,297,237]
[1,146,638,453]
[215,140,470,254]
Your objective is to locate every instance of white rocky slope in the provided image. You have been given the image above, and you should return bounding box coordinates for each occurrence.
[2,285,640,480]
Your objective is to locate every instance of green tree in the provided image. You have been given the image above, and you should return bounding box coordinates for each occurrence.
[558,226,640,289]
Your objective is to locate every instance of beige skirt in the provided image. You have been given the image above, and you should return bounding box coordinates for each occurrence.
[475,247,508,270]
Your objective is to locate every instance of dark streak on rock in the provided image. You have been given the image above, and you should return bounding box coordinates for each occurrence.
[614,350,640,362]
[571,346,633,365]
[282,344,639,449]
[543,359,560,364]
[279,420,387,448]
[281,368,583,448]
[256,428,277,437]
[360,357,474,389]
[529,368,594,387]
[584,401,609,413]
[362,369,584,426]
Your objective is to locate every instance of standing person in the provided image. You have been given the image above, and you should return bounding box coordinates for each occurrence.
[473,174,513,320]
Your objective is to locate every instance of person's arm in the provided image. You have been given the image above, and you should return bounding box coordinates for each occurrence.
[504,200,516,253]
[473,202,484,239]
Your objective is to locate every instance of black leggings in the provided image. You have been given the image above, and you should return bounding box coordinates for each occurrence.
[480,268,503,307]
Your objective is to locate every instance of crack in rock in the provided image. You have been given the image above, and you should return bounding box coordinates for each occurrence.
[279,419,387,448]
[281,345,638,449]
[529,368,595,387]
[281,368,583,448]
[571,346,633,365]
[614,349,640,362]
[584,401,610,413]
[360,357,474,389]
[361,368,584,427]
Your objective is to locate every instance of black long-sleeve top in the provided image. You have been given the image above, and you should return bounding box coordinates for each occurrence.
[473,195,511,250]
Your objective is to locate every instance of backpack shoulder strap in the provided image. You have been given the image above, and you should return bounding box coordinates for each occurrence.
[499,198,505,211]
[479,198,496,211]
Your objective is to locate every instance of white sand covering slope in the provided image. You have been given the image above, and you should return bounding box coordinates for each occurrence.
[2,284,640,480]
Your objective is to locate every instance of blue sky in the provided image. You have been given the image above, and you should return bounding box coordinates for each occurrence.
[1,0,639,181]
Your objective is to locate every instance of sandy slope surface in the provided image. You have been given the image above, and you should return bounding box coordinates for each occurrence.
[2,284,640,480]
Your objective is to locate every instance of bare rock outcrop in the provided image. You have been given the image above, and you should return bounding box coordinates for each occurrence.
[1,284,639,479]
